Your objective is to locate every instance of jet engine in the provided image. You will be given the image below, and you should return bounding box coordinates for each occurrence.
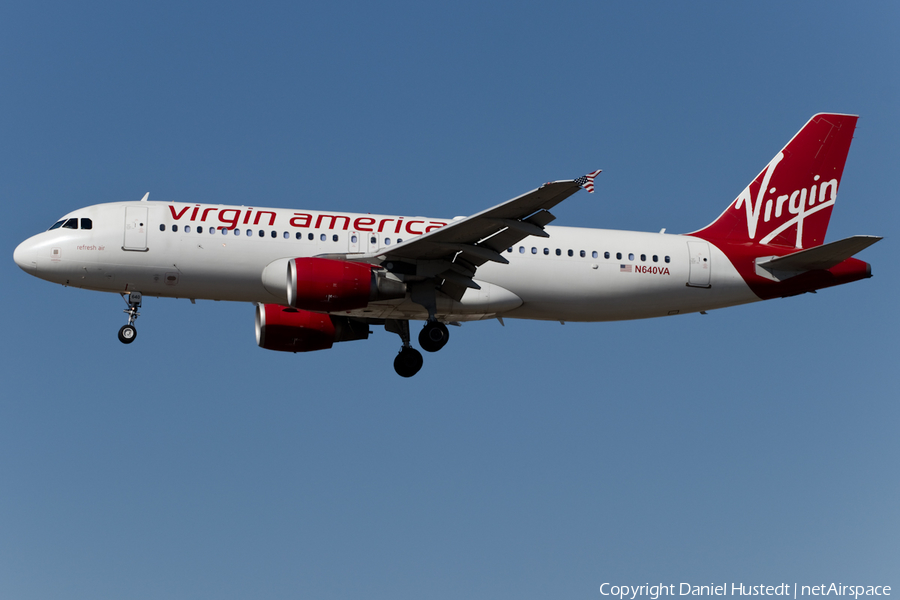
[287,258,405,311]
[255,303,369,353]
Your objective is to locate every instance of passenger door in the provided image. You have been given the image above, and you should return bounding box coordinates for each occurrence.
[123,206,149,251]
[687,240,711,288]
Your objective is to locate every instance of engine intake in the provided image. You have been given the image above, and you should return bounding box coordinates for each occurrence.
[256,304,369,353]
[287,258,405,311]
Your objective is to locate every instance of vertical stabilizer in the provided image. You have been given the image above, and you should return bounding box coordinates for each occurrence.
[694,113,857,249]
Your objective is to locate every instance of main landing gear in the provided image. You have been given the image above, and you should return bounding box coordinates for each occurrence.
[394,346,424,378]
[386,319,451,377]
[118,292,142,344]
[418,320,449,353]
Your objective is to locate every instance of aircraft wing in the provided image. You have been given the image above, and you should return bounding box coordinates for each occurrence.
[326,171,600,300]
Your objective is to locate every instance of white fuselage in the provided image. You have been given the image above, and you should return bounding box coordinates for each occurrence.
[14,200,760,322]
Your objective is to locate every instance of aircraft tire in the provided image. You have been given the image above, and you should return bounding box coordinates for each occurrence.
[394,347,423,377]
[118,324,137,344]
[418,322,449,353]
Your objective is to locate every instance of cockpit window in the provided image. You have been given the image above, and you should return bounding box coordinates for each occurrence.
[49,217,90,231]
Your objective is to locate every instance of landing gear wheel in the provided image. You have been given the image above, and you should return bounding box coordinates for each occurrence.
[118,292,142,345]
[418,321,449,353]
[394,347,424,378]
[118,324,137,344]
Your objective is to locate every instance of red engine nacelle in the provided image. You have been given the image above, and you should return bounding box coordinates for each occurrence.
[287,258,404,312]
[255,304,369,353]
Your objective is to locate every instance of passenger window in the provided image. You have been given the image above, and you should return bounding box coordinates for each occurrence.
[628,253,634,261]
[333,234,339,242]
[531,247,537,254]
[543,248,549,255]
[616,252,622,260]
[640,254,646,261]
[604,251,610,259]
[396,238,402,244]
[271,230,277,238]
[259,230,265,237]
[184,225,191,233]
[320,233,327,242]
[652,255,658,262]
[197,226,203,234]
[555,249,561,256]
[519,246,525,253]
[508,247,513,253]
[385,238,391,245]
[283,231,289,239]
[296,232,302,240]
[234,228,240,236]
[580,250,586,258]
[371,236,377,244]
[159,224,166,231]
[172,224,178,232]
[245,229,251,237]
[665,256,671,263]
[80,218,92,230]
[49,220,65,230]
[351,234,358,243]
[567,249,573,257]
[63,218,78,229]
[592,251,598,259]
[222,228,228,235]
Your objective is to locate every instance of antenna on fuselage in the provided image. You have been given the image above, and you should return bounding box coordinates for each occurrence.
[140,193,149,202]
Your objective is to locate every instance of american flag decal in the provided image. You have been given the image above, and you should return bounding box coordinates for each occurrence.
[574,169,602,193]
[620,264,632,272]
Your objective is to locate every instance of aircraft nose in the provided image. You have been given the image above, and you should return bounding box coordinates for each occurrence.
[13,238,38,272]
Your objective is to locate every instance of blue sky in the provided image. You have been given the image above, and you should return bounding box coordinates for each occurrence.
[2,2,897,599]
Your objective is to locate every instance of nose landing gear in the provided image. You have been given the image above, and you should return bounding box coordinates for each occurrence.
[118,292,142,344]
[118,324,137,343]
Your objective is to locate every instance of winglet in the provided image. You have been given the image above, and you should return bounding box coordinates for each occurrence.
[575,170,602,193]
[140,193,149,202]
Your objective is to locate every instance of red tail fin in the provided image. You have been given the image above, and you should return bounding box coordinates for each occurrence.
[694,113,857,249]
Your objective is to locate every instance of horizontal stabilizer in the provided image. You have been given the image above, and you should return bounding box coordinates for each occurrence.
[756,235,881,278]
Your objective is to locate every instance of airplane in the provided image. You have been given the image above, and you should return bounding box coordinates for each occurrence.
[13,113,881,377]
